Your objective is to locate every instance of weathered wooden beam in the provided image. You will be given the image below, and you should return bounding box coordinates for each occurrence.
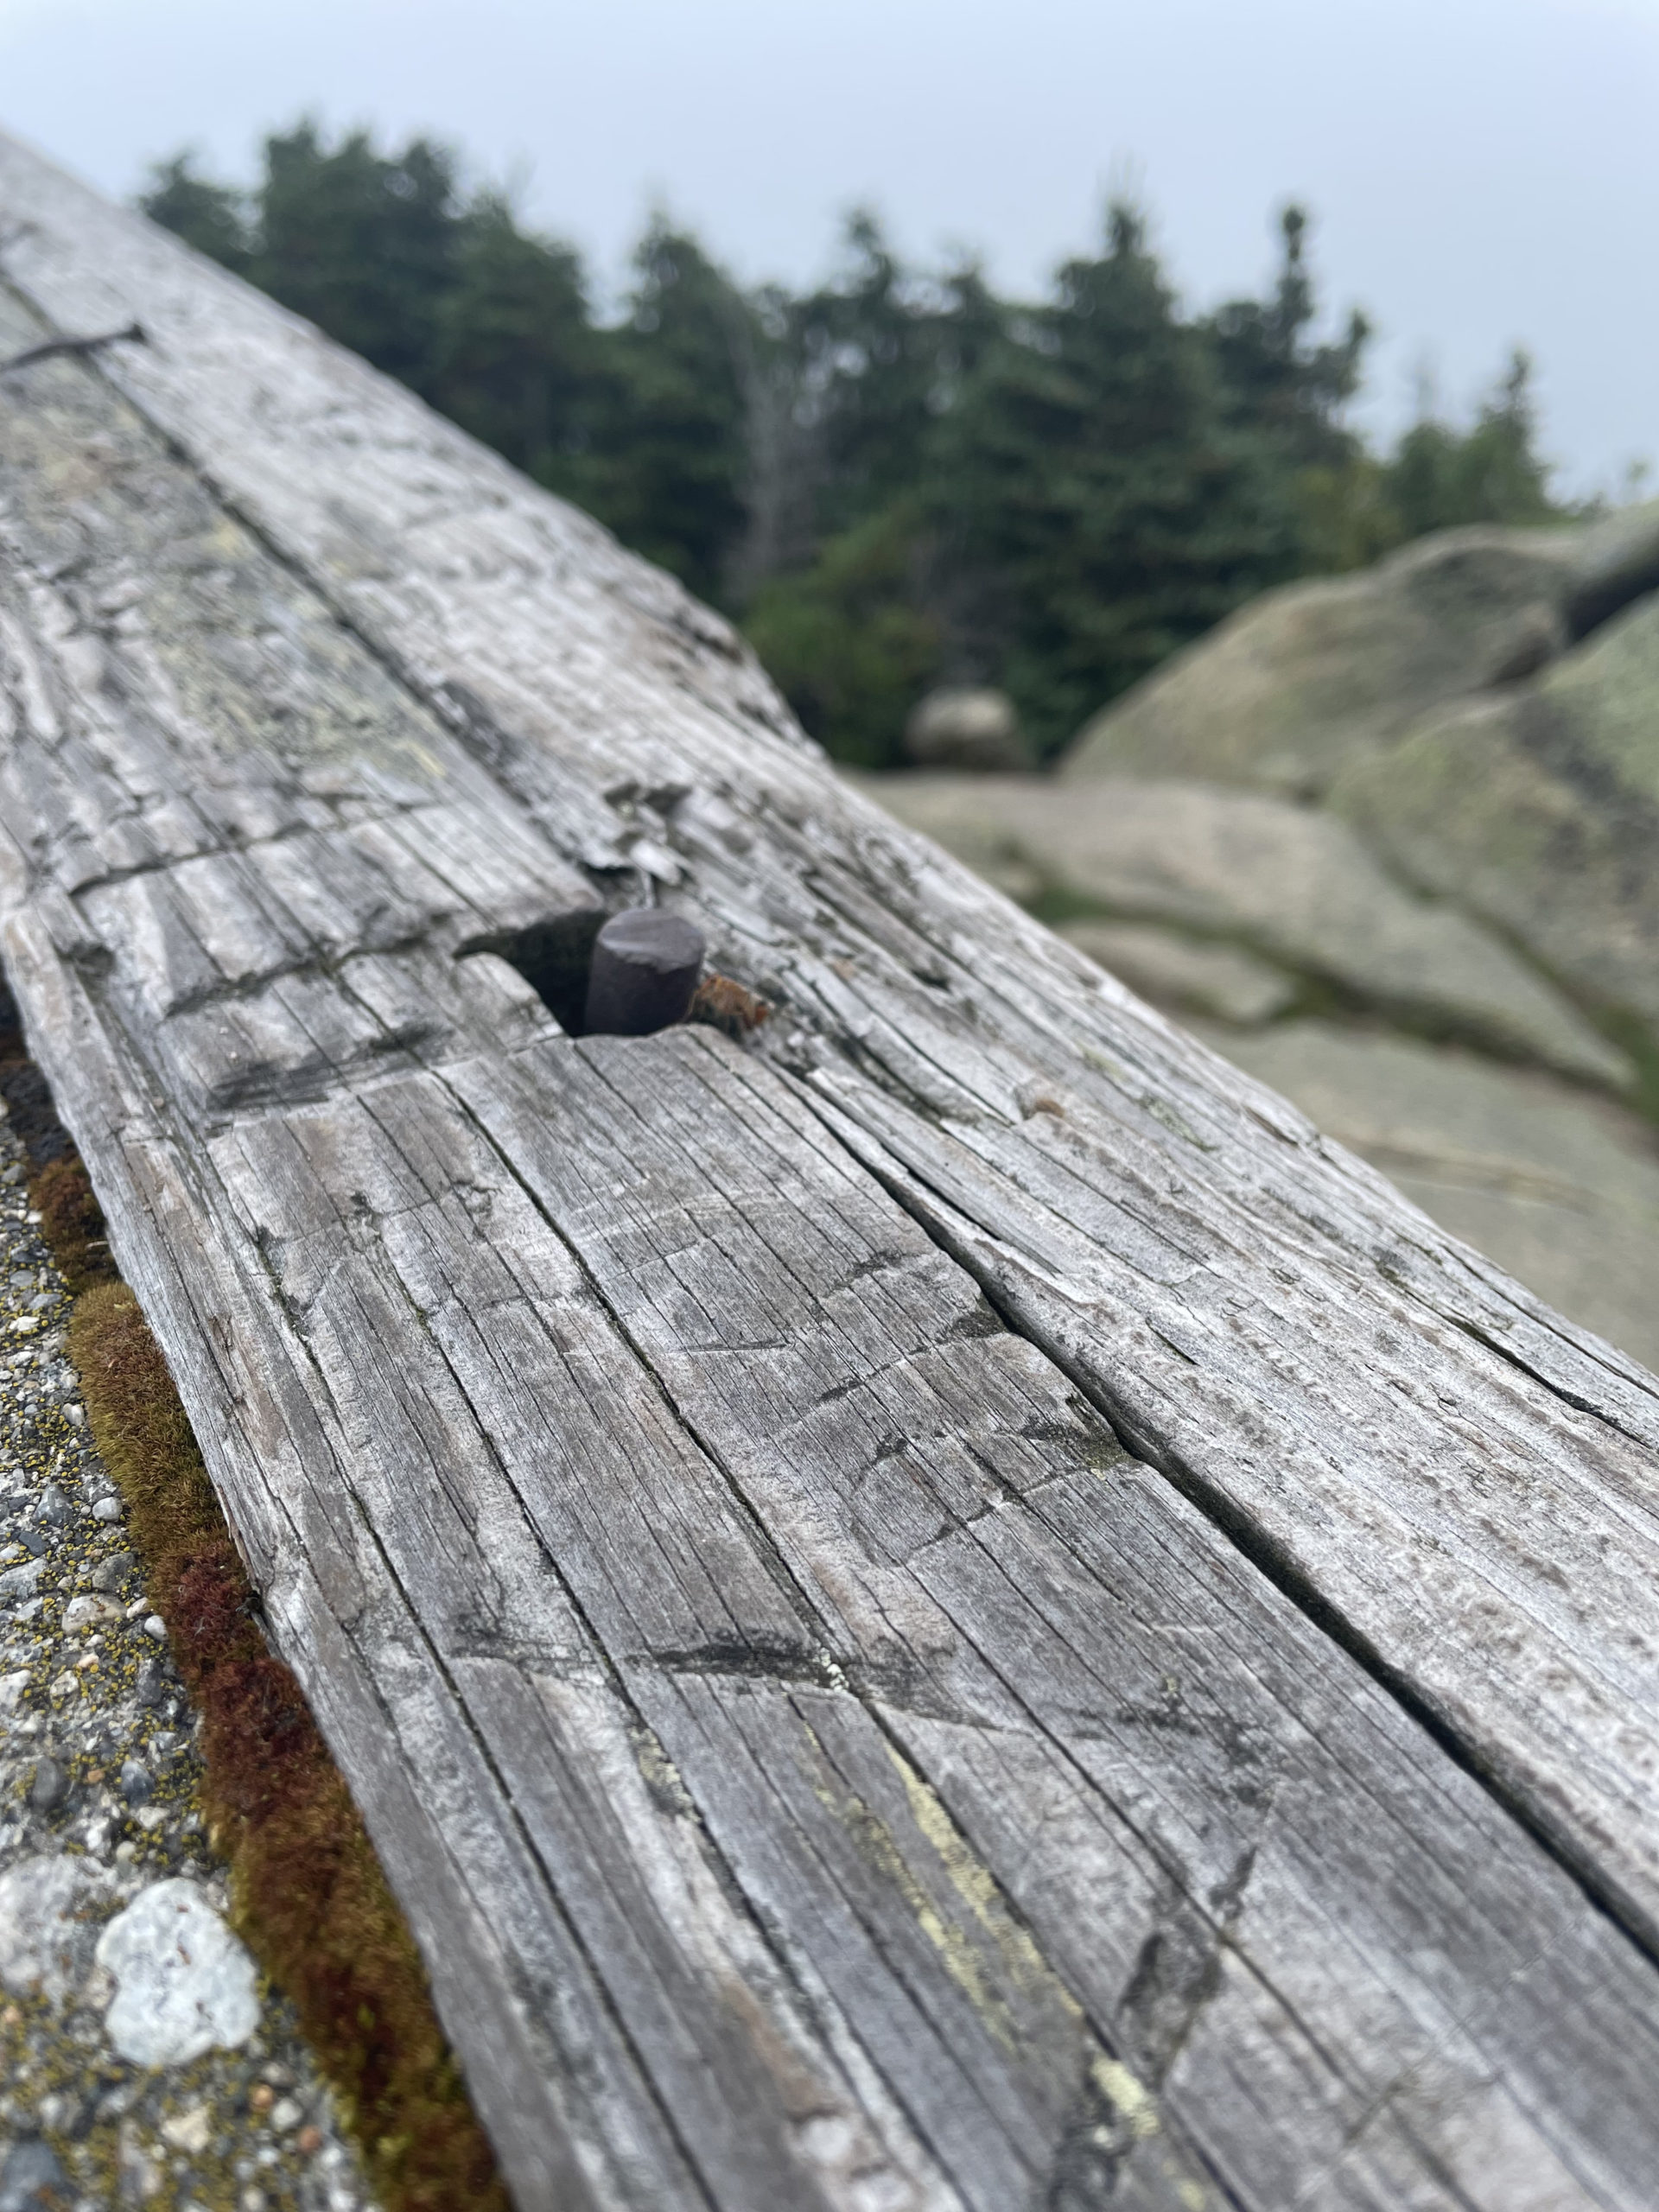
[3,133,1659,2210]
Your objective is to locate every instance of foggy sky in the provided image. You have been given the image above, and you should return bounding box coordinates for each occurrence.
[0,0,1652,496]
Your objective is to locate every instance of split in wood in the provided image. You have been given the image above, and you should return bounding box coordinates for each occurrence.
[0,321,146,376]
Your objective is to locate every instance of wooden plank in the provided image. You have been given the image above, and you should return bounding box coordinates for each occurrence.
[7,137,1659,1964]
[3,142,1659,2210]
[458,1028,1659,2204]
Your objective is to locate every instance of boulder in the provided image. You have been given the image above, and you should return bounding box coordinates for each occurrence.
[863,771,1630,1088]
[847,768,1044,904]
[1332,591,1659,1035]
[1483,597,1569,686]
[1197,1020,1659,1373]
[1565,495,1659,637]
[1058,922,1295,1026]
[1061,525,1585,797]
[904,686,1027,771]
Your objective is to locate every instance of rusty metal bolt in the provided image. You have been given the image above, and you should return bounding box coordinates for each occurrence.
[582,911,705,1037]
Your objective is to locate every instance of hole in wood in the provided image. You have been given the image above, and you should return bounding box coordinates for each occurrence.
[459,911,607,1034]
[462,909,708,1038]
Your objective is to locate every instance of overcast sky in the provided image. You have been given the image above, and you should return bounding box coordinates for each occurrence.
[0,0,1651,496]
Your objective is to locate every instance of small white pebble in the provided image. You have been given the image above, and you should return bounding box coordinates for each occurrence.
[161,2102,213,2155]
[92,1497,123,1522]
[143,1616,165,1639]
[124,1600,148,1621]
[64,1593,119,1631]
[97,1878,260,2065]
[268,2097,303,2133]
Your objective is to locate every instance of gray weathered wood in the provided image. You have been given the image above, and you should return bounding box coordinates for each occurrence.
[3,137,1659,2209]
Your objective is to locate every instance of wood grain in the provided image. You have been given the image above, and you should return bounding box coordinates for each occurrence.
[3,137,1659,2209]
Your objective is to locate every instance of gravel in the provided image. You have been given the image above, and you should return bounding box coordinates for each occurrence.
[0,1112,378,2212]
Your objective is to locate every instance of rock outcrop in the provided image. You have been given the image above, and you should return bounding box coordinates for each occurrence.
[859,771,1630,1086]
[855,497,1659,1372]
[1332,592,1659,1033]
[1566,496,1659,636]
[1061,526,1585,796]
[1200,1021,1659,1375]
[1062,499,1659,803]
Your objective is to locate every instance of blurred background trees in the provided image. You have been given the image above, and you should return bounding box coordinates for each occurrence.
[141,125,1573,766]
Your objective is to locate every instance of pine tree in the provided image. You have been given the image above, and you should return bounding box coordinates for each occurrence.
[786,213,950,536]
[430,194,596,485]
[252,124,461,395]
[134,123,1574,771]
[1206,206,1369,472]
[741,503,942,766]
[137,155,251,273]
[1382,349,1558,536]
[577,221,756,606]
[933,203,1292,753]
[731,245,1006,758]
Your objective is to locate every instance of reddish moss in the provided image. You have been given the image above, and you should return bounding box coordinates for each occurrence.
[52,1167,511,2212]
[689,971,770,1039]
[166,1543,264,1689]
[200,1653,319,1820]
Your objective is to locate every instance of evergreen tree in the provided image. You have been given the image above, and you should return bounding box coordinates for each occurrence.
[1205,206,1384,575]
[1382,349,1557,536]
[786,213,952,536]
[137,154,251,272]
[577,221,756,605]
[135,122,1579,768]
[431,194,596,484]
[741,502,942,766]
[732,245,1007,756]
[933,203,1293,753]
[1206,206,1369,473]
[253,123,460,394]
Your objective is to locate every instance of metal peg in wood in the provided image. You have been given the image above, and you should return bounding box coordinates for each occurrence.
[583,911,705,1036]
